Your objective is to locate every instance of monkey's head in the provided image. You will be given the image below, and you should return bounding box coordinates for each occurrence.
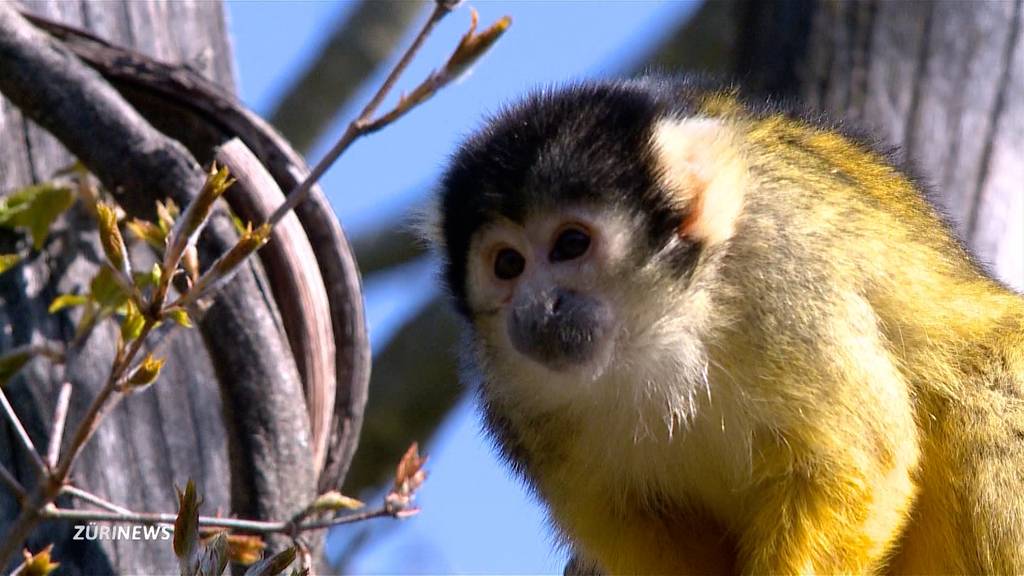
[432,79,748,416]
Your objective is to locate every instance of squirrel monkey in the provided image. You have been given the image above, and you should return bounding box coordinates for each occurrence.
[429,77,1024,574]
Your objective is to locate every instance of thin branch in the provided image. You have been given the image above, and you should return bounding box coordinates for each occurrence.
[294,537,313,574]
[0,385,50,478]
[0,321,157,564]
[0,463,25,502]
[0,342,66,364]
[61,485,132,515]
[361,9,511,135]
[360,2,453,123]
[45,381,72,469]
[279,505,396,531]
[0,342,66,386]
[267,1,423,154]
[39,505,393,534]
[267,2,453,227]
[268,3,510,227]
[53,319,155,482]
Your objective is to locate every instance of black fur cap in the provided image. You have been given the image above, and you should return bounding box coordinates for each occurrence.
[437,77,720,317]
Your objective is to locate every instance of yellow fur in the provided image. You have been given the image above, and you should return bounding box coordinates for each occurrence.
[464,91,1024,574]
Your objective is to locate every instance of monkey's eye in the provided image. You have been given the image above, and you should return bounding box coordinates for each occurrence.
[494,248,525,280]
[550,227,591,262]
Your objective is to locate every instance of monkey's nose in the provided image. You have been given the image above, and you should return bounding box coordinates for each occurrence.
[507,288,612,370]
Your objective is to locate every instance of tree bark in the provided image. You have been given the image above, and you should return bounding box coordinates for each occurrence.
[738,0,1023,290]
[20,14,372,494]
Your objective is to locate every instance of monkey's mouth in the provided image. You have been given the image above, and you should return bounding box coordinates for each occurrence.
[506,287,614,372]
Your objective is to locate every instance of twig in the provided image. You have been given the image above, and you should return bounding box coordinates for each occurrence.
[0,320,155,564]
[0,342,66,365]
[268,2,509,227]
[61,485,132,515]
[0,342,67,389]
[45,381,72,468]
[295,537,313,575]
[53,320,155,481]
[267,1,423,154]
[267,2,453,227]
[39,505,393,533]
[360,2,453,123]
[0,385,50,478]
[357,7,511,137]
[0,463,25,502]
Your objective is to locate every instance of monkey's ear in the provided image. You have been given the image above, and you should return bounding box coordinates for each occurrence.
[651,117,748,246]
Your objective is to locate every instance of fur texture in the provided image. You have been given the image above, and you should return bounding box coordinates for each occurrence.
[432,77,1024,574]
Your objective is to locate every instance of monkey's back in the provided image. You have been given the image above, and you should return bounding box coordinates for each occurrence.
[731,104,1024,573]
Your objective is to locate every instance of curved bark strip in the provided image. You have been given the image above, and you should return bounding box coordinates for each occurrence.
[27,14,372,491]
[215,139,336,477]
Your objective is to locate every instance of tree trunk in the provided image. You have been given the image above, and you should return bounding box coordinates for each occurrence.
[0,2,238,573]
[739,0,1023,289]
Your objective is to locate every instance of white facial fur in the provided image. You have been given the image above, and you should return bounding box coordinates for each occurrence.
[444,116,756,532]
[458,117,747,444]
[464,204,721,441]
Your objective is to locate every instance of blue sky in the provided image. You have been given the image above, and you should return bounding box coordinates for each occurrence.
[226,2,699,572]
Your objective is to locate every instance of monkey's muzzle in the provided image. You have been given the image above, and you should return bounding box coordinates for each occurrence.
[507,287,613,371]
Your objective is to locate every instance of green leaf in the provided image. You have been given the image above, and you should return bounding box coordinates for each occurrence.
[156,199,179,235]
[166,165,234,271]
[126,218,166,250]
[125,354,163,389]
[167,308,193,328]
[89,266,129,310]
[0,349,32,386]
[132,263,162,290]
[174,480,201,560]
[120,301,145,343]
[230,211,247,236]
[95,202,130,274]
[132,271,154,289]
[73,301,98,341]
[0,183,75,249]
[0,253,22,275]
[49,293,89,314]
